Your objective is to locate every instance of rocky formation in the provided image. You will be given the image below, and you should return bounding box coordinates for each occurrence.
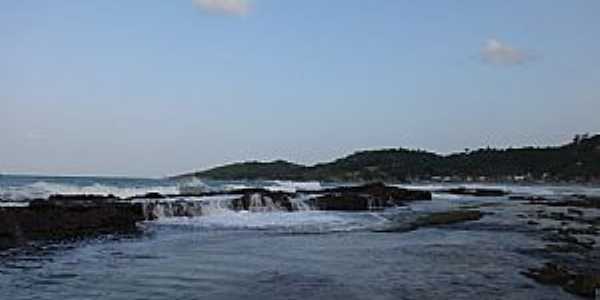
[523,263,600,298]
[230,190,293,211]
[515,193,600,298]
[440,187,509,197]
[374,210,484,233]
[143,200,204,220]
[139,182,433,213]
[413,210,484,226]
[0,195,145,251]
[308,182,432,211]
[528,195,600,209]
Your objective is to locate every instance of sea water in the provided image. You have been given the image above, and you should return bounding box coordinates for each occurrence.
[1,175,595,299]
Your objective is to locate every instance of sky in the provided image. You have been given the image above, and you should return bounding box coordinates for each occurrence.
[1,0,599,177]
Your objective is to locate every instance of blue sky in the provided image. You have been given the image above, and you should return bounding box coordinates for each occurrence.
[1,0,599,177]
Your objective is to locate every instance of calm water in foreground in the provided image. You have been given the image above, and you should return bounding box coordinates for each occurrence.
[2,175,599,299]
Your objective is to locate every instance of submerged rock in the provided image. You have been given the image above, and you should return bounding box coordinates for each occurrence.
[509,195,548,201]
[523,263,600,298]
[523,263,572,285]
[374,210,484,233]
[538,196,600,209]
[413,210,484,227]
[441,187,509,197]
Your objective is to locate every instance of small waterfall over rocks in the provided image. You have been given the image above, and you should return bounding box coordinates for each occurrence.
[140,194,317,220]
[137,183,430,221]
[289,194,313,211]
[143,200,205,220]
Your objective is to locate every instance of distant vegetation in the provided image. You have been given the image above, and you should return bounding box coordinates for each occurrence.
[176,134,600,183]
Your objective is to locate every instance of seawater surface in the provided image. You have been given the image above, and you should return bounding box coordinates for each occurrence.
[1,175,595,299]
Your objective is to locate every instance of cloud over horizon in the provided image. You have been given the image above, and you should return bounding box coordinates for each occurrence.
[481,39,529,66]
[192,0,251,16]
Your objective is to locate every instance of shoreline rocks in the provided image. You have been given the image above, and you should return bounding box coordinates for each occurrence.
[309,182,432,211]
[1,183,432,250]
[517,193,600,298]
[373,210,484,233]
[439,187,509,197]
[0,196,145,251]
[523,263,600,298]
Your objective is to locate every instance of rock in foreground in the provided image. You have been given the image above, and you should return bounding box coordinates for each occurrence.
[523,263,600,299]
[0,195,145,251]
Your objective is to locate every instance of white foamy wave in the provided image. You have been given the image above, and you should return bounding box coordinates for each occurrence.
[265,181,322,193]
[0,181,180,201]
[396,183,600,197]
[223,183,255,191]
[177,177,212,194]
[0,202,30,207]
[153,211,387,233]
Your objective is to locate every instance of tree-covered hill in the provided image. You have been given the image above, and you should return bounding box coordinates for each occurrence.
[175,134,600,183]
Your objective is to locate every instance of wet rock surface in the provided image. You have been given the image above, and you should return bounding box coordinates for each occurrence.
[309,182,432,211]
[373,210,485,233]
[523,263,600,298]
[439,187,509,197]
[0,196,145,251]
[413,210,484,227]
[514,194,600,298]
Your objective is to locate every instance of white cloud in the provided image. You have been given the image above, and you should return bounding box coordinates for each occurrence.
[481,39,529,65]
[192,0,251,16]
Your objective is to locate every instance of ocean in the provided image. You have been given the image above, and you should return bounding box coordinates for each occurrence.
[1,175,598,299]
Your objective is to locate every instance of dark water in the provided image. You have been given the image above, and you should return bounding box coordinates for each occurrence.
[0,221,576,300]
[1,176,597,299]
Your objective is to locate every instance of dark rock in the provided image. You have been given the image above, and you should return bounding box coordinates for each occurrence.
[320,182,432,201]
[543,243,590,254]
[129,192,166,200]
[529,196,600,209]
[557,227,598,236]
[374,210,484,233]
[542,232,595,254]
[564,274,600,298]
[537,211,580,223]
[310,194,373,211]
[310,182,432,211]
[523,263,600,299]
[440,187,509,197]
[522,263,572,285]
[510,195,548,201]
[413,210,484,227]
[567,208,584,217]
[0,199,145,251]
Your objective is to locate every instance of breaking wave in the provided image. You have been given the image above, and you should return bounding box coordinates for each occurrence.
[0,181,180,201]
[151,211,389,233]
[264,180,323,193]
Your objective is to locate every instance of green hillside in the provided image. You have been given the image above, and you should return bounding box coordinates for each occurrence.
[176,134,600,183]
